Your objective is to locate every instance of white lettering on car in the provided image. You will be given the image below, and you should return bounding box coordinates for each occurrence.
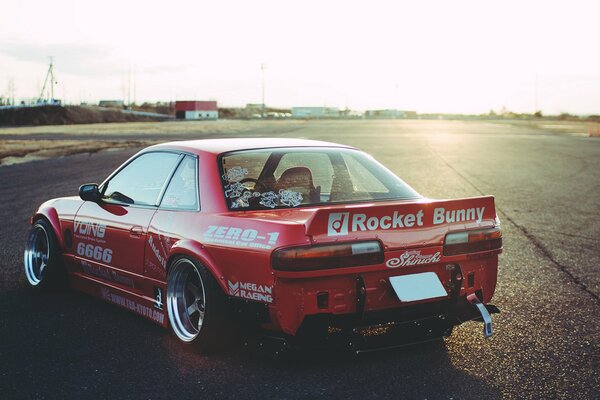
[76,243,112,263]
[327,207,485,236]
[204,225,280,249]
[148,236,167,269]
[386,250,442,268]
[433,207,485,225]
[101,287,164,324]
[228,280,273,303]
[74,220,106,238]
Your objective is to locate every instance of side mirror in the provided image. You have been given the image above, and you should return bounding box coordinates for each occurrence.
[79,183,102,202]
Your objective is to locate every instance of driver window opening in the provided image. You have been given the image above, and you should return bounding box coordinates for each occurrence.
[103,152,180,206]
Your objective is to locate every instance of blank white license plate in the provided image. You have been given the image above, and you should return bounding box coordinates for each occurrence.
[389,272,448,302]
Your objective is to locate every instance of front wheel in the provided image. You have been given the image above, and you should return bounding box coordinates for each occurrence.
[23,218,66,290]
[167,257,231,353]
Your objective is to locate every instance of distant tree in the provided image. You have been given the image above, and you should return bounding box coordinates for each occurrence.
[559,113,573,120]
[534,111,543,118]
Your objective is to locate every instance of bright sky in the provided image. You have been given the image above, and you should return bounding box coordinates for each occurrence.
[1,0,599,114]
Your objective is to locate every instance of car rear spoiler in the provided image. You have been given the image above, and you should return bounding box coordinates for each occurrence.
[305,195,497,239]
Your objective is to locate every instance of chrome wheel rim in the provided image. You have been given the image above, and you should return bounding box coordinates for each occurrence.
[167,259,206,342]
[24,224,50,286]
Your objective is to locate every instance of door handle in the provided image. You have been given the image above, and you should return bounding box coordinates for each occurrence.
[130,226,144,237]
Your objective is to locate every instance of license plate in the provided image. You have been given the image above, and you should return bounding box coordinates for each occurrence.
[389,272,448,302]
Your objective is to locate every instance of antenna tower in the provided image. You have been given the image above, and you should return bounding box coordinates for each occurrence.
[39,57,57,103]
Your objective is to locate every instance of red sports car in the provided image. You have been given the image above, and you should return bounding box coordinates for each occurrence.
[24,138,501,353]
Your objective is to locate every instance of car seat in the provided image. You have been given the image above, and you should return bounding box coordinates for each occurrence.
[275,167,321,203]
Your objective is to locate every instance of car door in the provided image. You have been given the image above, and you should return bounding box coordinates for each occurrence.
[73,151,182,279]
[144,154,200,281]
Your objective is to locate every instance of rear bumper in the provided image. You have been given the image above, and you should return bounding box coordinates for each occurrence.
[250,297,500,354]
[269,255,499,335]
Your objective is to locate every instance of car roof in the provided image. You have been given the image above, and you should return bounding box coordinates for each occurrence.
[146,138,355,155]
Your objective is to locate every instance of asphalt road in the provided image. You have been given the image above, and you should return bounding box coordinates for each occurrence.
[1,120,598,399]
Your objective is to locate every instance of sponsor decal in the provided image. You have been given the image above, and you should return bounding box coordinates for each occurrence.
[204,225,279,250]
[328,212,350,236]
[433,207,485,225]
[222,166,248,183]
[76,243,113,263]
[224,182,246,199]
[231,190,260,208]
[154,287,163,310]
[327,206,485,236]
[74,220,106,238]
[259,191,279,208]
[386,250,442,268]
[101,287,165,324]
[278,189,303,207]
[80,260,134,287]
[228,280,273,303]
[148,236,167,269]
[73,220,107,243]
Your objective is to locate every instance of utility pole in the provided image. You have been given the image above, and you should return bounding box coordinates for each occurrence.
[534,73,538,114]
[261,63,266,117]
[7,78,15,105]
[127,67,131,107]
[133,66,137,107]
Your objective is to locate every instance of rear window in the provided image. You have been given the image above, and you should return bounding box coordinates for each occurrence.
[220,147,420,210]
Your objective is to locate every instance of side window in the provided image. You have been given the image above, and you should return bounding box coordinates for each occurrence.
[103,152,181,206]
[160,155,199,210]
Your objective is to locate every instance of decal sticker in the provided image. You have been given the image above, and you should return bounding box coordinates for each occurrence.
[80,260,134,287]
[278,189,303,207]
[204,225,279,249]
[259,191,278,208]
[74,220,106,239]
[76,243,113,263]
[73,219,107,244]
[148,236,167,269]
[228,280,273,303]
[328,212,350,236]
[223,166,248,182]
[224,182,246,198]
[231,191,260,208]
[433,207,485,225]
[154,287,164,310]
[326,207,485,236]
[386,250,442,268]
[101,287,165,324]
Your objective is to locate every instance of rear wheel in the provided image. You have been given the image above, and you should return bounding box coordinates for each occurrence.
[167,257,231,353]
[23,219,66,290]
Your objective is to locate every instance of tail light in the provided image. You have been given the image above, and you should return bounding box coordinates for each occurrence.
[273,241,383,271]
[444,227,502,256]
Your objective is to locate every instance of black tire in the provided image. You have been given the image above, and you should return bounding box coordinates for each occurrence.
[166,256,232,353]
[23,218,66,291]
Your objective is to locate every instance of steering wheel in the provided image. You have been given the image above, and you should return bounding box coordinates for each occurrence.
[240,178,267,192]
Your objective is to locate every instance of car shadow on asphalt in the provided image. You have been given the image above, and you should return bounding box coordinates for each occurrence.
[1,288,502,399]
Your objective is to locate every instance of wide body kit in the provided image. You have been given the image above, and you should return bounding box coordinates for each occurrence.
[27,139,501,350]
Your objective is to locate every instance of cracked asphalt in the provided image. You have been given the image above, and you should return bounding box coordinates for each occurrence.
[1,120,598,399]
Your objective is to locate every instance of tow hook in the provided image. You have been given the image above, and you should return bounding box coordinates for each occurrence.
[467,293,493,338]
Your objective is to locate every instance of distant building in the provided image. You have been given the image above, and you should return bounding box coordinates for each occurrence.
[246,103,265,111]
[175,101,218,120]
[99,100,124,108]
[291,107,340,118]
[365,109,417,119]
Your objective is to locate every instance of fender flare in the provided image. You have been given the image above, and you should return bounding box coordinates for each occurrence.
[167,239,228,294]
[33,207,64,250]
